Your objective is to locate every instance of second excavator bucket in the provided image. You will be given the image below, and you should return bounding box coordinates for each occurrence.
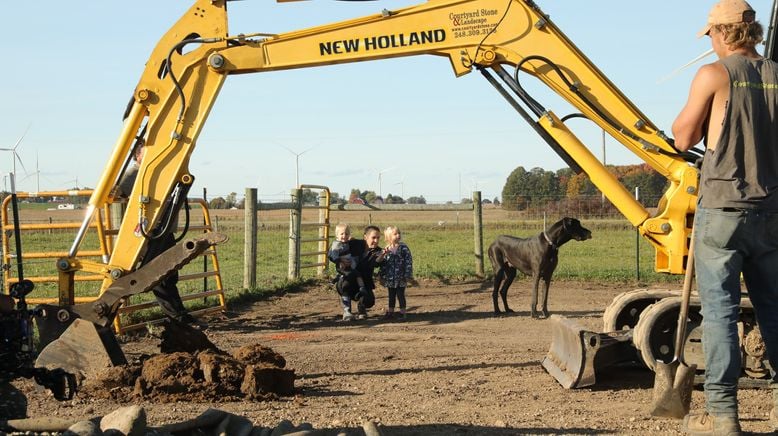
[542,315,637,388]
[35,318,127,380]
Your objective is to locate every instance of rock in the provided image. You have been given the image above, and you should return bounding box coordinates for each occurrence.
[362,420,383,436]
[296,422,314,431]
[241,365,295,398]
[100,405,146,436]
[0,382,27,420]
[197,351,244,389]
[249,427,270,436]
[269,419,295,436]
[63,420,103,436]
[159,319,220,354]
[221,413,254,436]
[157,408,227,434]
[232,344,286,368]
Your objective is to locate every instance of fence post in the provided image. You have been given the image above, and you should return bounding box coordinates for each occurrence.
[472,191,484,279]
[203,187,208,293]
[244,188,257,289]
[288,188,302,280]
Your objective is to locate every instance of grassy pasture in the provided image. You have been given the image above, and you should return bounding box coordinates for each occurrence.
[5,205,683,321]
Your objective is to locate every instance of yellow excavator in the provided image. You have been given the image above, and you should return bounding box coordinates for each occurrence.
[12,0,774,393]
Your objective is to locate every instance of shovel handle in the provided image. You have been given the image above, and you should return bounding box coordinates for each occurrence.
[673,231,695,363]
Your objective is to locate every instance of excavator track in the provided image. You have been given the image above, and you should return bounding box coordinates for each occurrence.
[632,296,702,371]
[602,289,680,332]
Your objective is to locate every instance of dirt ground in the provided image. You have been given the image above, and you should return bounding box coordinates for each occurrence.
[14,279,778,435]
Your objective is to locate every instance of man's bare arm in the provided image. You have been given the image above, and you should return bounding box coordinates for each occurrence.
[672,63,727,151]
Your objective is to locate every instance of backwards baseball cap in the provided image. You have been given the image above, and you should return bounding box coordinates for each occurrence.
[698,0,756,38]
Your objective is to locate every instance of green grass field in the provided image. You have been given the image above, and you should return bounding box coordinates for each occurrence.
[6,208,684,323]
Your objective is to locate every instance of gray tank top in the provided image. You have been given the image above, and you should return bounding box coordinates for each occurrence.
[698,54,778,210]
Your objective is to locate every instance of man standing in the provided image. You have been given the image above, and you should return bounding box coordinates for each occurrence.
[673,0,778,434]
[115,139,206,329]
[335,225,384,320]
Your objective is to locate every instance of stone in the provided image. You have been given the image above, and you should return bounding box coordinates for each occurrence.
[100,405,147,436]
[63,420,103,436]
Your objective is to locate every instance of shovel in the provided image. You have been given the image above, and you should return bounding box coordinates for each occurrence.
[650,235,698,418]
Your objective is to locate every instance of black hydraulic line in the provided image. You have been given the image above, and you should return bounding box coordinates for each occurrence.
[514,55,702,163]
[560,113,587,123]
[492,64,545,117]
[480,67,584,174]
[766,0,778,62]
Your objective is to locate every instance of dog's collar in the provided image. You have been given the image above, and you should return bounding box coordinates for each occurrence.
[542,231,557,250]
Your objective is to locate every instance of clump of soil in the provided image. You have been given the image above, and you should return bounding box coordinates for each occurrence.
[82,322,294,403]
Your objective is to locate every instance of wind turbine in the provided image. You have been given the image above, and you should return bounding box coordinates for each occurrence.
[61,177,80,190]
[394,175,406,198]
[279,145,314,188]
[0,126,30,178]
[377,167,395,198]
[19,152,41,193]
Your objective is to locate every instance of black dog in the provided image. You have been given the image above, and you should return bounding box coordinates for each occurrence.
[488,217,592,318]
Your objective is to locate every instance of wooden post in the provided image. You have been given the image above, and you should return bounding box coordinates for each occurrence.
[244,188,257,289]
[288,188,302,280]
[317,191,328,277]
[473,191,484,279]
[202,187,208,293]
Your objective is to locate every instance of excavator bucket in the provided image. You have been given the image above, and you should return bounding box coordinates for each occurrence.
[542,315,636,388]
[35,318,127,379]
[34,233,228,380]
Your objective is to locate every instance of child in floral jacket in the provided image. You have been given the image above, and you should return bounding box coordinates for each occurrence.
[379,225,414,319]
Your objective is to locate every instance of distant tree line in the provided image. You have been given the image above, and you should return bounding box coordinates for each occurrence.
[500,164,668,212]
[202,163,667,211]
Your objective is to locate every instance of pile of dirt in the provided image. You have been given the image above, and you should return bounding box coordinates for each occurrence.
[81,321,294,403]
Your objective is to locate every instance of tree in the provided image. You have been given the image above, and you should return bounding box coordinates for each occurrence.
[329,192,345,205]
[618,164,668,205]
[209,197,227,209]
[385,194,405,204]
[362,190,379,204]
[501,166,559,210]
[407,196,426,204]
[565,172,597,198]
[225,192,238,208]
[301,188,318,205]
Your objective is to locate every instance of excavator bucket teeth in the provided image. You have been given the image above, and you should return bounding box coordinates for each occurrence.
[542,315,635,389]
[35,318,127,380]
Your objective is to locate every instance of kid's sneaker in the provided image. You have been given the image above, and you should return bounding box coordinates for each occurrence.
[342,308,354,321]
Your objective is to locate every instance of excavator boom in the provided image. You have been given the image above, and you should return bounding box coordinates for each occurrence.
[35,0,723,391]
[68,0,695,291]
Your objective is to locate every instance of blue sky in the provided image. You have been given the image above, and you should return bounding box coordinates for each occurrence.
[0,0,773,203]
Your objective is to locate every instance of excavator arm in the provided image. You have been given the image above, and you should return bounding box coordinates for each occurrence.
[65,0,695,293]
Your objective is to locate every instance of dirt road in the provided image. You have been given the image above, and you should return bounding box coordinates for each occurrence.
[17,279,778,434]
